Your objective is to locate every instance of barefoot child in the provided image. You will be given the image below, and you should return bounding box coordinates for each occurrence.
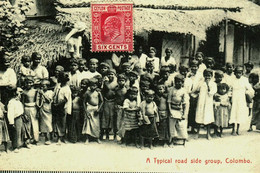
[140,90,159,149]
[154,84,169,147]
[0,101,10,153]
[36,80,53,145]
[101,69,117,140]
[22,76,39,145]
[229,66,254,135]
[122,86,142,147]
[168,75,189,147]
[195,69,217,140]
[82,78,103,144]
[114,74,128,142]
[52,72,72,144]
[214,83,231,137]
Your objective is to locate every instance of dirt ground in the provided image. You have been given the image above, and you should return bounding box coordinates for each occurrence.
[0,119,259,173]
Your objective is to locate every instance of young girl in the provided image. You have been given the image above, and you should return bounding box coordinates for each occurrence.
[214,83,231,137]
[37,80,53,145]
[154,84,169,147]
[140,90,159,149]
[82,78,103,144]
[229,66,254,135]
[53,72,72,144]
[0,101,10,153]
[168,75,189,147]
[121,86,141,147]
[195,69,217,140]
[18,55,35,88]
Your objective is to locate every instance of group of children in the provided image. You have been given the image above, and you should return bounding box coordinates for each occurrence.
[0,48,259,153]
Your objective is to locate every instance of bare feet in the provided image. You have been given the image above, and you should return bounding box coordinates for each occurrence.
[97,139,102,144]
[45,141,51,145]
[231,131,237,136]
[207,134,211,140]
[169,143,174,148]
[247,128,253,132]
[84,139,89,145]
[163,143,168,148]
[236,131,240,135]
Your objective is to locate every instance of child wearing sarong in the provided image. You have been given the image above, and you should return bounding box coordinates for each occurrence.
[101,69,117,140]
[37,80,53,145]
[168,75,189,147]
[154,84,169,147]
[0,101,10,153]
[140,90,159,149]
[114,74,127,143]
[82,78,103,144]
[122,86,141,147]
[8,88,30,153]
[214,83,231,137]
[68,85,81,143]
[22,76,39,145]
[52,72,72,144]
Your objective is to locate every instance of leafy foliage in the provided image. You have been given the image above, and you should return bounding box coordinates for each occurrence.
[0,0,34,53]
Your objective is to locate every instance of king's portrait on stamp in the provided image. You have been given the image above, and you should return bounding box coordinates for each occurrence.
[91,3,133,52]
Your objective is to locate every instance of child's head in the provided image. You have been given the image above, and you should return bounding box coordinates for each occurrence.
[146,60,154,72]
[21,55,31,68]
[41,79,50,91]
[140,80,150,92]
[54,65,64,78]
[174,74,184,89]
[78,58,87,72]
[189,59,199,74]
[165,48,172,58]
[31,52,41,65]
[88,78,98,91]
[107,69,116,82]
[234,66,244,79]
[70,85,79,98]
[160,66,170,79]
[88,58,98,72]
[93,75,103,89]
[100,62,110,75]
[129,70,138,83]
[225,62,234,74]
[214,70,224,84]
[179,65,189,78]
[10,87,23,100]
[195,52,204,64]
[244,62,254,73]
[145,89,155,103]
[203,68,213,82]
[70,58,79,73]
[117,73,126,87]
[133,63,142,74]
[156,84,166,95]
[25,76,34,89]
[148,47,156,58]
[168,64,176,73]
[249,72,259,85]
[217,83,229,95]
[128,86,138,101]
[58,72,70,84]
[80,78,89,90]
[122,62,131,74]
[205,57,215,69]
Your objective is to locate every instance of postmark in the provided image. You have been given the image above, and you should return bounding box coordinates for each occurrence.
[91,2,133,52]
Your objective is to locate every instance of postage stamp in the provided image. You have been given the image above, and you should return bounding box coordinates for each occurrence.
[91,3,133,52]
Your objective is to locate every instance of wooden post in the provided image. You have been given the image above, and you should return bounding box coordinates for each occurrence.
[224,18,228,64]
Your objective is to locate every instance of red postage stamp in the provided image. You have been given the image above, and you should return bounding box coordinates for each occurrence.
[91,3,133,52]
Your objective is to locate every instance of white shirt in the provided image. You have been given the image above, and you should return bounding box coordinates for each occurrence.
[7,98,24,125]
[33,65,49,79]
[0,68,17,88]
[161,56,176,67]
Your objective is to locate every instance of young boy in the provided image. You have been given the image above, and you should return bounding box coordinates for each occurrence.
[223,62,235,88]
[68,58,80,88]
[22,76,39,145]
[244,62,254,78]
[158,66,171,87]
[168,75,189,147]
[18,55,35,88]
[82,78,103,144]
[37,80,53,145]
[179,65,193,94]
[85,58,101,79]
[114,74,128,142]
[140,89,159,149]
[52,72,72,144]
[229,66,254,135]
[7,88,30,153]
[50,65,64,90]
[101,69,117,140]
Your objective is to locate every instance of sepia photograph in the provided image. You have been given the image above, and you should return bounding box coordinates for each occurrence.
[0,0,260,172]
